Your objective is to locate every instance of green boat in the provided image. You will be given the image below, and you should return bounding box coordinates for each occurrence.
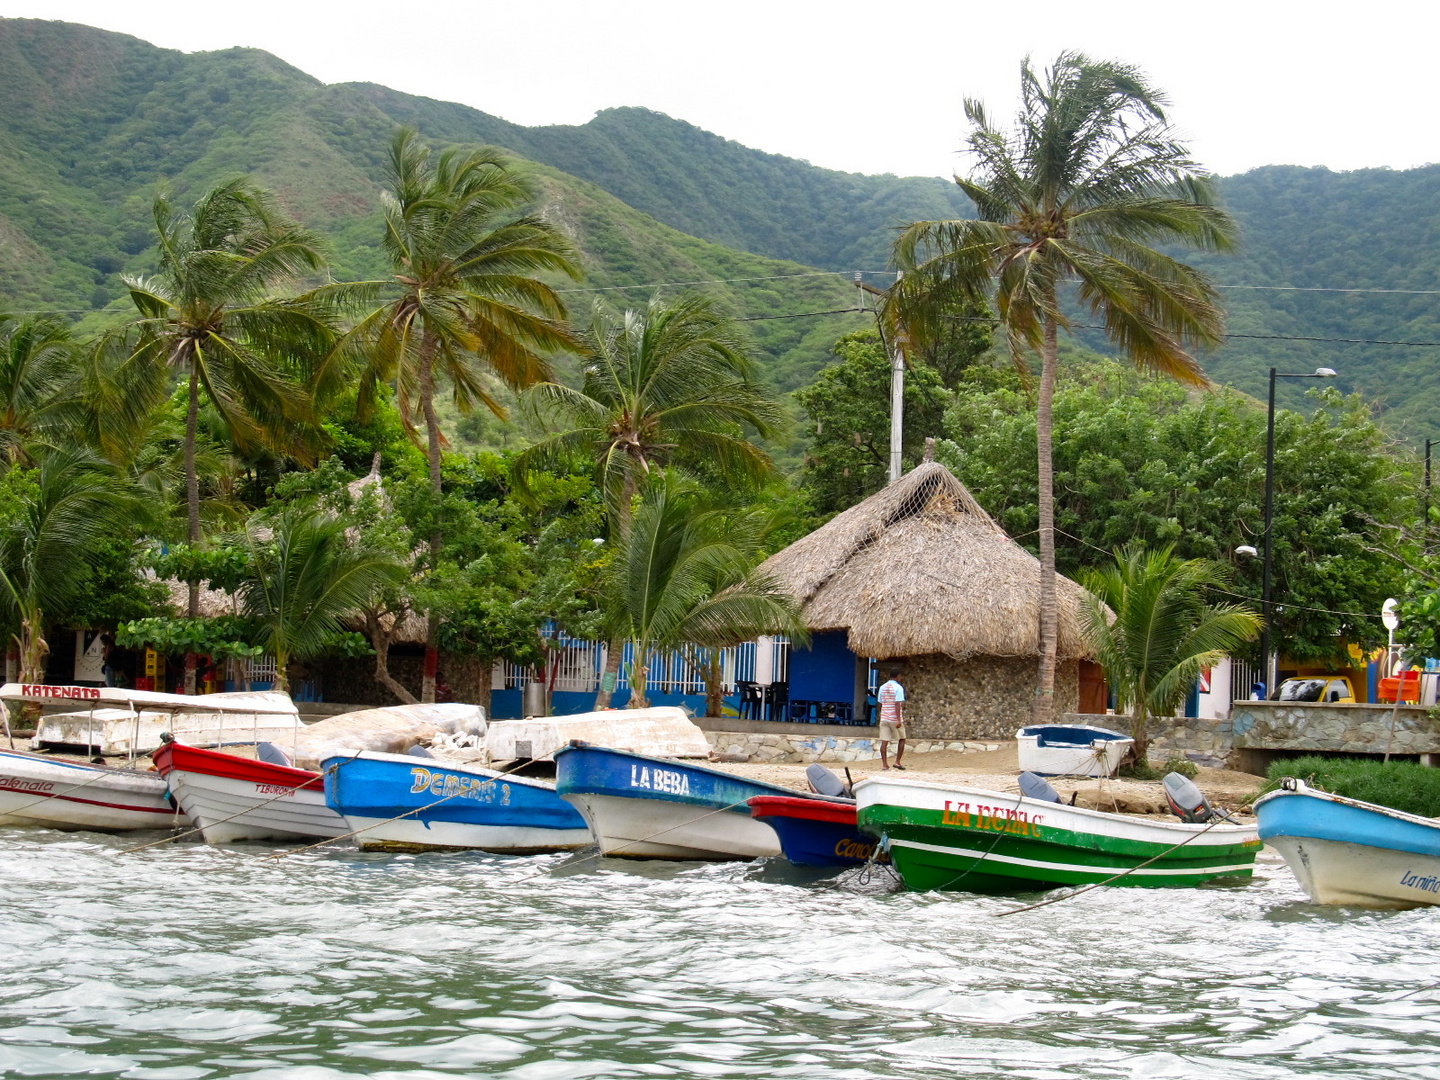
[855,776,1261,893]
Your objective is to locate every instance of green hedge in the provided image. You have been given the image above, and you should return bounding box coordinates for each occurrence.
[1264,756,1440,817]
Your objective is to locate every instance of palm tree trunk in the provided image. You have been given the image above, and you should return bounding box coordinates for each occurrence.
[1033,316,1059,724]
[183,366,201,694]
[594,639,622,709]
[419,334,442,704]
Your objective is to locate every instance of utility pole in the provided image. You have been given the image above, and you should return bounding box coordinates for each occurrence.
[887,271,904,483]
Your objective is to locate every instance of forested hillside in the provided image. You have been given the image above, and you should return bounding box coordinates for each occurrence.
[2,18,1440,430]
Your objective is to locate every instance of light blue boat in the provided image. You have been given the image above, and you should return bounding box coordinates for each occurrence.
[554,742,809,860]
[1255,778,1440,908]
[322,751,591,853]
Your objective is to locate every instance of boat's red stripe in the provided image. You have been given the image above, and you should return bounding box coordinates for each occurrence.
[152,743,321,788]
[0,787,173,814]
[748,795,857,825]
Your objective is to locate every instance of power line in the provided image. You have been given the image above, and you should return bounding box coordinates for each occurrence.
[737,308,863,322]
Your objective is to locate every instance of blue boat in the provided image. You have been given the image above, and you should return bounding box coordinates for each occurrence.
[323,751,591,853]
[554,743,811,860]
[747,794,885,867]
[1255,778,1440,908]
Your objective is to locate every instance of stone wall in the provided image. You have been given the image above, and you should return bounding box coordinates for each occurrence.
[904,654,1078,741]
[705,730,1001,764]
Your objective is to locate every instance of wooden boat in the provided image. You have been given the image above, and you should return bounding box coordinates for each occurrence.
[0,747,186,831]
[1015,723,1132,777]
[485,706,710,762]
[152,737,347,844]
[323,750,591,853]
[854,775,1261,892]
[747,794,883,867]
[1255,778,1440,908]
[554,743,806,860]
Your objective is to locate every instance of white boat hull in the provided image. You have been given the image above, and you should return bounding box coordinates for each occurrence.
[1267,835,1440,908]
[166,768,348,844]
[564,791,782,860]
[1015,725,1132,777]
[0,750,183,831]
[347,815,592,853]
[486,707,710,762]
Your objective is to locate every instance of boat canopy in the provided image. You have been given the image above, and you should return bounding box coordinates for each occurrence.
[0,682,299,715]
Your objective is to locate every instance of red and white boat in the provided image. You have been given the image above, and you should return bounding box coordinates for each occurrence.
[0,747,186,831]
[151,737,349,844]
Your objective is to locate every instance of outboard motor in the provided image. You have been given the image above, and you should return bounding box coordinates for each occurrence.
[1163,771,1215,823]
[806,763,851,798]
[256,741,293,768]
[407,744,436,759]
[1018,771,1064,804]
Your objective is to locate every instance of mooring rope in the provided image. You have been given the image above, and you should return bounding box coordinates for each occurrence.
[118,775,324,854]
[992,814,1235,917]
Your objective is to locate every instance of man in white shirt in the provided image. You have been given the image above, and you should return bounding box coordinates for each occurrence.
[877,667,906,771]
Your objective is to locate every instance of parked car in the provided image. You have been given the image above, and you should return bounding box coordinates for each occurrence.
[1273,676,1356,703]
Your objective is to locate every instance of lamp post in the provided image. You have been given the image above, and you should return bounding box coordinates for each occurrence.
[1259,366,1338,696]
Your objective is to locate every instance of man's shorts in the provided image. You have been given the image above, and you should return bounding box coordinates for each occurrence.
[879,720,906,741]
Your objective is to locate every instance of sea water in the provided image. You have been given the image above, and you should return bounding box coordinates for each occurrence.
[1,830,1436,1079]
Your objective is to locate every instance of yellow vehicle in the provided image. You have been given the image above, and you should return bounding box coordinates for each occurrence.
[1274,676,1356,704]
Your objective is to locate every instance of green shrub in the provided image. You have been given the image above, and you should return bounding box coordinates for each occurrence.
[1262,755,1440,817]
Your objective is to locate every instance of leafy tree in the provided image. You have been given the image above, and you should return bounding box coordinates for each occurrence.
[333,127,585,701]
[239,506,408,694]
[1080,544,1261,761]
[118,179,334,659]
[796,329,950,515]
[514,293,787,705]
[603,473,806,709]
[894,53,1237,722]
[939,361,1411,662]
[0,314,80,465]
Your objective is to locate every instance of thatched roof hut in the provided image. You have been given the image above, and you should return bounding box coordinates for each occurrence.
[760,462,1095,661]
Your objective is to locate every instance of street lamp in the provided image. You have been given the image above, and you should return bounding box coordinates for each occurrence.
[1259,366,1339,696]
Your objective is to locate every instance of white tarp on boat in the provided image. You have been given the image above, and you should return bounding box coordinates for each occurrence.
[28,690,301,756]
[290,702,484,770]
[486,707,709,762]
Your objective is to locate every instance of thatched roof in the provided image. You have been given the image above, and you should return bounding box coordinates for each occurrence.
[760,462,1095,661]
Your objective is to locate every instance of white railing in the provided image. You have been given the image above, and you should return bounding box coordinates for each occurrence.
[489,634,792,697]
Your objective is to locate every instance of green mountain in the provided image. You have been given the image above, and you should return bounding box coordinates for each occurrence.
[2,18,1439,434]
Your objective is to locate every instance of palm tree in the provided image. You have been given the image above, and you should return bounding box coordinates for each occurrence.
[120,180,334,622]
[604,473,806,709]
[0,314,79,465]
[0,450,139,698]
[239,507,408,695]
[1080,543,1260,763]
[893,53,1237,722]
[513,293,788,704]
[334,127,584,701]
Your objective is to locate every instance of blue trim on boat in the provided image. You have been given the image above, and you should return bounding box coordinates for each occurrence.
[323,752,586,833]
[554,744,799,816]
[1018,724,1129,749]
[759,812,879,867]
[1256,787,1440,860]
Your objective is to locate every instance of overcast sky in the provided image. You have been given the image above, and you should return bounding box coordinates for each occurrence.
[6,0,1434,180]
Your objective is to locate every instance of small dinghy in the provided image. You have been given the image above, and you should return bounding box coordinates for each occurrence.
[152,736,348,844]
[855,772,1260,892]
[1255,778,1440,908]
[555,743,810,860]
[323,750,591,853]
[0,747,185,831]
[1015,723,1133,777]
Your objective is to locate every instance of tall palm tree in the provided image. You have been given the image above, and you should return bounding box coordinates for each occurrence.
[1080,543,1260,763]
[120,180,334,616]
[604,473,806,709]
[240,507,408,695]
[893,53,1237,722]
[513,293,787,705]
[335,127,584,701]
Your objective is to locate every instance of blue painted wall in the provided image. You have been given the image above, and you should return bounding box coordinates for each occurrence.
[488,687,736,721]
[788,630,857,706]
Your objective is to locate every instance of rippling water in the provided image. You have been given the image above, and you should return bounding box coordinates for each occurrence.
[1,828,1437,1079]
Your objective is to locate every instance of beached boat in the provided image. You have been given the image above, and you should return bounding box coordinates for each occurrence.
[555,743,807,860]
[1015,723,1133,777]
[747,795,882,867]
[855,775,1261,892]
[14,683,303,757]
[323,750,591,853]
[1254,778,1440,908]
[485,706,710,762]
[152,737,347,844]
[0,747,186,831]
